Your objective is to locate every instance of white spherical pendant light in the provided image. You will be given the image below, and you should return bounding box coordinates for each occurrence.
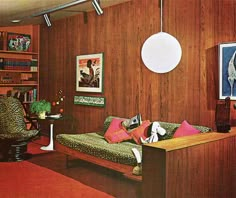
[141,0,182,73]
[141,32,182,73]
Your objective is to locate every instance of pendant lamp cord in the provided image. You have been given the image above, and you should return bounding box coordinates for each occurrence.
[160,0,163,32]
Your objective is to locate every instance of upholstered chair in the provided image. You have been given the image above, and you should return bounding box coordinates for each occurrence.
[0,96,39,161]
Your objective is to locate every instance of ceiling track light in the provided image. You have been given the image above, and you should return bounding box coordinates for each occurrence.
[33,0,87,17]
[33,0,87,26]
[44,14,51,27]
[92,0,103,15]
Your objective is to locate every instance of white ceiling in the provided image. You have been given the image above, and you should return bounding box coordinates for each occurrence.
[0,0,131,27]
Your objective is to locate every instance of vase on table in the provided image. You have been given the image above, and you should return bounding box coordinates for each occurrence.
[38,111,46,119]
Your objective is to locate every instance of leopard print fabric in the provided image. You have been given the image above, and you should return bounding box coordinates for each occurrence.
[0,97,39,140]
[56,116,212,166]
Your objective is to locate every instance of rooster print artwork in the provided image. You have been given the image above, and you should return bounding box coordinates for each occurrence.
[79,59,100,88]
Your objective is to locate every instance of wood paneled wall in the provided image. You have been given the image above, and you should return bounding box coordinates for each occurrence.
[39,0,236,134]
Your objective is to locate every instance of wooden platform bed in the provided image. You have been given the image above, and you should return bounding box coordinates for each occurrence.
[55,118,236,197]
[55,141,142,182]
[54,116,211,183]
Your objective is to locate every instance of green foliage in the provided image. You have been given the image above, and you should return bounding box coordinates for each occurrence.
[30,100,51,114]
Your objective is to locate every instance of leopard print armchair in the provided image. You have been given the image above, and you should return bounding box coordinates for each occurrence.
[0,96,39,161]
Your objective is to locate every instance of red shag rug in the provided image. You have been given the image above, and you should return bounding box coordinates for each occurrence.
[0,161,113,198]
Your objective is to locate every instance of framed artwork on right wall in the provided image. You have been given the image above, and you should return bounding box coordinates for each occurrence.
[219,42,236,100]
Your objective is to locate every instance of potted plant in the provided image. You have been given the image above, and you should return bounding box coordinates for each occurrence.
[30,100,51,119]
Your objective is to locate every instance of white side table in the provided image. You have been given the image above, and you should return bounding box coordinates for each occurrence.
[40,114,62,151]
[41,123,54,151]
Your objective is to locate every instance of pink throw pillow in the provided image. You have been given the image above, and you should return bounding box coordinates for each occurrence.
[173,120,200,138]
[104,118,132,143]
[130,120,151,144]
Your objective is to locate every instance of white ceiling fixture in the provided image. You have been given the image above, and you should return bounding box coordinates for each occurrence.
[43,14,52,27]
[92,0,103,15]
[141,0,182,73]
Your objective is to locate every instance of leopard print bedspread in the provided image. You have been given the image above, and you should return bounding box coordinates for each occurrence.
[56,133,141,166]
[56,116,211,166]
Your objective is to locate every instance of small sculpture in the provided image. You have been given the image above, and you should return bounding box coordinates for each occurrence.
[140,121,166,144]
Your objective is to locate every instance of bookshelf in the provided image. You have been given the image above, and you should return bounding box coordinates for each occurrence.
[0,25,40,103]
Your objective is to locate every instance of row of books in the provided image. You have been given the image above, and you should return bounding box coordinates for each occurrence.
[0,58,38,71]
[24,88,37,102]
[15,88,37,102]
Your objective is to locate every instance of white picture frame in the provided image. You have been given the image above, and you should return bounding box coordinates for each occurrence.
[76,53,104,93]
[219,42,236,100]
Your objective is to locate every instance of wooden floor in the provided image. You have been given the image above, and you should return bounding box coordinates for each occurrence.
[28,150,141,198]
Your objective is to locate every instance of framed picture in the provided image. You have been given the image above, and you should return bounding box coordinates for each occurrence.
[219,42,236,100]
[76,53,104,93]
[7,32,31,51]
[74,96,106,107]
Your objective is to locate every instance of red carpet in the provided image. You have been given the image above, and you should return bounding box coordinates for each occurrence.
[0,161,114,198]
[27,136,51,155]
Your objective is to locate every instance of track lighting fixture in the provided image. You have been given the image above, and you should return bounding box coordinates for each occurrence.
[33,0,87,17]
[43,14,51,27]
[92,0,103,15]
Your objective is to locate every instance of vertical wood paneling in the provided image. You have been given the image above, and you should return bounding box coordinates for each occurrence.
[143,131,236,197]
[40,0,236,134]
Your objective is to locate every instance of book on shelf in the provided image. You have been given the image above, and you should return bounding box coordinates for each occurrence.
[20,73,37,84]
[30,59,38,66]
[21,81,37,84]
[3,58,31,71]
[21,73,33,80]
[11,88,37,103]
[23,88,37,102]
[30,66,38,72]
[30,59,38,71]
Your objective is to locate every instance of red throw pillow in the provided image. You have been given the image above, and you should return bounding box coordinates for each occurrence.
[104,118,132,143]
[173,120,200,138]
[130,120,151,144]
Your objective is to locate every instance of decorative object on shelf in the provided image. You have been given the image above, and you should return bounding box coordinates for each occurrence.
[7,32,31,52]
[141,0,182,73]
[219,42,236,100]
[30,100,51,119]
[52,89,65,114]
[76,52,104,93]
[74,95,105,107]
[215,96,231,132]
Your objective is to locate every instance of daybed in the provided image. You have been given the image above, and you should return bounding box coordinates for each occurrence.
[55,116,211,181]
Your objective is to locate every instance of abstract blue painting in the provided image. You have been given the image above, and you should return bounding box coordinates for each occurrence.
[219,42,236,100]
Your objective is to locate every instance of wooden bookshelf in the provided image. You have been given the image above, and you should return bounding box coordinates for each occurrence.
[0,25,40,102]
